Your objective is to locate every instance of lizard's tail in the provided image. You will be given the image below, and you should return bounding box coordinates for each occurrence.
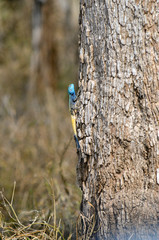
[74,135,80,151]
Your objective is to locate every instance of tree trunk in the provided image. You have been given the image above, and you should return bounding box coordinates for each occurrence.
[28,0,79,100]
[29,0,58,99]
[40,0,59,90]
[29,0,45,99]
[77,0,159,239]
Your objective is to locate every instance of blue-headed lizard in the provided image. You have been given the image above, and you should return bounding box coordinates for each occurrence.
[68,84,80,151]
[68,84,88,190]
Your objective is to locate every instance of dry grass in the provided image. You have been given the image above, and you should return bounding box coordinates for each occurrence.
[0,185,72,240]
[0,90,81,239]
[0,1,81,239]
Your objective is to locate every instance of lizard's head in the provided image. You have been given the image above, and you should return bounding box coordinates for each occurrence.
[68,84,75,95]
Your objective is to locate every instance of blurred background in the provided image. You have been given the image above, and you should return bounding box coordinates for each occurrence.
[0,0,80,237]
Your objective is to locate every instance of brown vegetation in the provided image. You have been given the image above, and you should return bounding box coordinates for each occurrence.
[0,0,80,239]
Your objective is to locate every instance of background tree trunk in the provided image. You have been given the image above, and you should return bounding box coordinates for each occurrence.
[29,0,45,98]
[77,0,159,239]
[29,0,59,99]
[28,0,79,100]
[40,0,59,90]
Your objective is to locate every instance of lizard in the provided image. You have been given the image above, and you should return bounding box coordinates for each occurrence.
[68,84,80,151]
[68,84,88,190]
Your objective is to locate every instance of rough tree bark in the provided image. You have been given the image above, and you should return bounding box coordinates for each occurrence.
[77,0,159,239]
